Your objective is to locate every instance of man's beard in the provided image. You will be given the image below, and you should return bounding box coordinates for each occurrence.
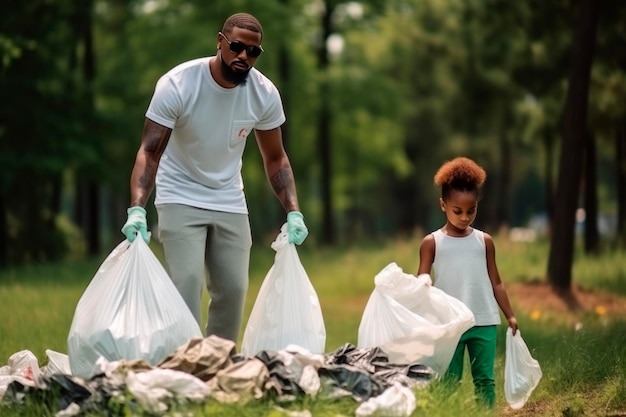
[219,53,250,86]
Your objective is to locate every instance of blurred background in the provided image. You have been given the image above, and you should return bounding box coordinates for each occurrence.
[0,0,624,275]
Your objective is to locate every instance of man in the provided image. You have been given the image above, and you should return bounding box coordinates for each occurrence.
[122,13,308,343]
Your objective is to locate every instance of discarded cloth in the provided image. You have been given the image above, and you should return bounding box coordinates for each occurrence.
[2,337,434,417]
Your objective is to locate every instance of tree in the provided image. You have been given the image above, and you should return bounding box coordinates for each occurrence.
[315,0,338,245]
[617,123,626,244]
[588,0,626,247]
[72,0,101,256]
[0,0,95,264]
[583,130,600,254]
[547,0,599,292]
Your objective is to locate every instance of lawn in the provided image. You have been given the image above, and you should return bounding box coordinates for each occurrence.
[1,232,625,416]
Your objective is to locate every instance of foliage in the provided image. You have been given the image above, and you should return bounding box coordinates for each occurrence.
[0,0,624,265]
[0,1,96,264]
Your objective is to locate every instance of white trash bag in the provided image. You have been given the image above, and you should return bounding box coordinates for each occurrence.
[504,328,542,409]
[241,224,326,356]
[67,238,203,379]
[355,382,416,417]
[358,262,475,376]
[0,350,43,398]
[42,349,71,377]
[126,369,210,414]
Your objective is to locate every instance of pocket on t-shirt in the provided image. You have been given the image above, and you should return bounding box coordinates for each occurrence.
[230,120,255,147]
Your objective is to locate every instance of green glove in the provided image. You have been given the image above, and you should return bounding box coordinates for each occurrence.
[121,206,150,243]
[287,211,308,245]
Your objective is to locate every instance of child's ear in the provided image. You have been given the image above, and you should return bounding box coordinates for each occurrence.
[439,198,445,212]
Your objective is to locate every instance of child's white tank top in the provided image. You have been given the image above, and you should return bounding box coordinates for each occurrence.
[431,229,501,326]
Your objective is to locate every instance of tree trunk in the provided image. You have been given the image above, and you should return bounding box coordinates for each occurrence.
[317,1,336,245]
[547,0,598,292]
[277,0,291,156]
[496,132,512,229]
[617,122,626,244]
[74,0,101,255]
[583,130,600,254]
[277,21,294,230]
[0,192,6,266]
[543,130,555,235]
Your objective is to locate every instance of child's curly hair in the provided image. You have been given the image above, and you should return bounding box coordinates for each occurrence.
[434,157,487,200]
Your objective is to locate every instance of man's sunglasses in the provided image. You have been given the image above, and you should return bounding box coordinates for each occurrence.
[219,32,263,58]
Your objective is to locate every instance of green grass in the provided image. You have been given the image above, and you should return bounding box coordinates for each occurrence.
[1,234,625,416]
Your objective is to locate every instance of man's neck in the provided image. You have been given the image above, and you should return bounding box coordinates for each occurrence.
[209,56,237,89]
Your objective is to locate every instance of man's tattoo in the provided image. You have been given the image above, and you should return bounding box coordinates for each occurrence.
[270,169,295,205]
[144,124,169,154]
[139,165,156,189]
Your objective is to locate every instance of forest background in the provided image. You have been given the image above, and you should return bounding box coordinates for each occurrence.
[1,0,625,292]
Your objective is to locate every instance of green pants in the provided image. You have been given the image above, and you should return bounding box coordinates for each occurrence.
[156,204,252,342]
[445,325,497,407]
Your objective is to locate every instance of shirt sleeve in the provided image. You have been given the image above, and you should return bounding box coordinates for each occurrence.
[255,83,286,131]
[145,75,182,129]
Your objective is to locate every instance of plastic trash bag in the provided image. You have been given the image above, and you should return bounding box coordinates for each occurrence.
[355,382,416,417]
[0,350,43,398]
[125,369,210,413]
[504,328,542,409]
[67,238,203,379]
[241,224,326,356]
[0,349,72,399]
[42,349,71,377]
[358,263,475,376]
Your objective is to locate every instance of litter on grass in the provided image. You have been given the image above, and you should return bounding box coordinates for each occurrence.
[1,337,434,417]
[2,262,477,416]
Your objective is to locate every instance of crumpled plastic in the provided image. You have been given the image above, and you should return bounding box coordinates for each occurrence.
[256,347,325,401]
[157,336,238,381]
[325,343,434,390]
[0,349,70,399]
[205,356,269,404]
[2,338,431,417]
[126,368,210,414]
[318,365,386,401]
[355,382,416,417]
[358,262,475,376]
[0,350,42,398]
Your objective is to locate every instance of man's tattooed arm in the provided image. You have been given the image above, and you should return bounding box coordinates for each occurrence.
[130,118,172,207]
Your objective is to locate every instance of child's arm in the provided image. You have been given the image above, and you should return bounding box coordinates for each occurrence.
[484,233,519,335]
[417,234,435,275]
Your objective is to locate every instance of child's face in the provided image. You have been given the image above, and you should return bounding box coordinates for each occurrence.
[440,190,478,231]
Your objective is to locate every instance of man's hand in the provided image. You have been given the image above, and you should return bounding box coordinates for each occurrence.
[287,211,308,245]
[121,206,150,243]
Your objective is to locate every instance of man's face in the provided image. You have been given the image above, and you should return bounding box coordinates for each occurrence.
[217,27,263,86]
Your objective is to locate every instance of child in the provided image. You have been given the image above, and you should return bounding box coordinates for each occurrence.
[417,156,518,408]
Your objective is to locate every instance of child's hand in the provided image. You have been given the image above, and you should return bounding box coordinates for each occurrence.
[508,317,519,335]
[416,273,432,286]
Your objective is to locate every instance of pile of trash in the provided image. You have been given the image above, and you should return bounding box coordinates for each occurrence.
[1,235,476,416]
[1,337,434,417]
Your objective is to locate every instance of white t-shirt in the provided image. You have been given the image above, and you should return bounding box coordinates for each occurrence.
[146,56,286,214]
[431,229,501,326]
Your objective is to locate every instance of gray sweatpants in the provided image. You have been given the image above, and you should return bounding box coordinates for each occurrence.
[156,204,252,342]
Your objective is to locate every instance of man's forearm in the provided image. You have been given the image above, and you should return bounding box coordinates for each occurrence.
[269,166,299,212]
